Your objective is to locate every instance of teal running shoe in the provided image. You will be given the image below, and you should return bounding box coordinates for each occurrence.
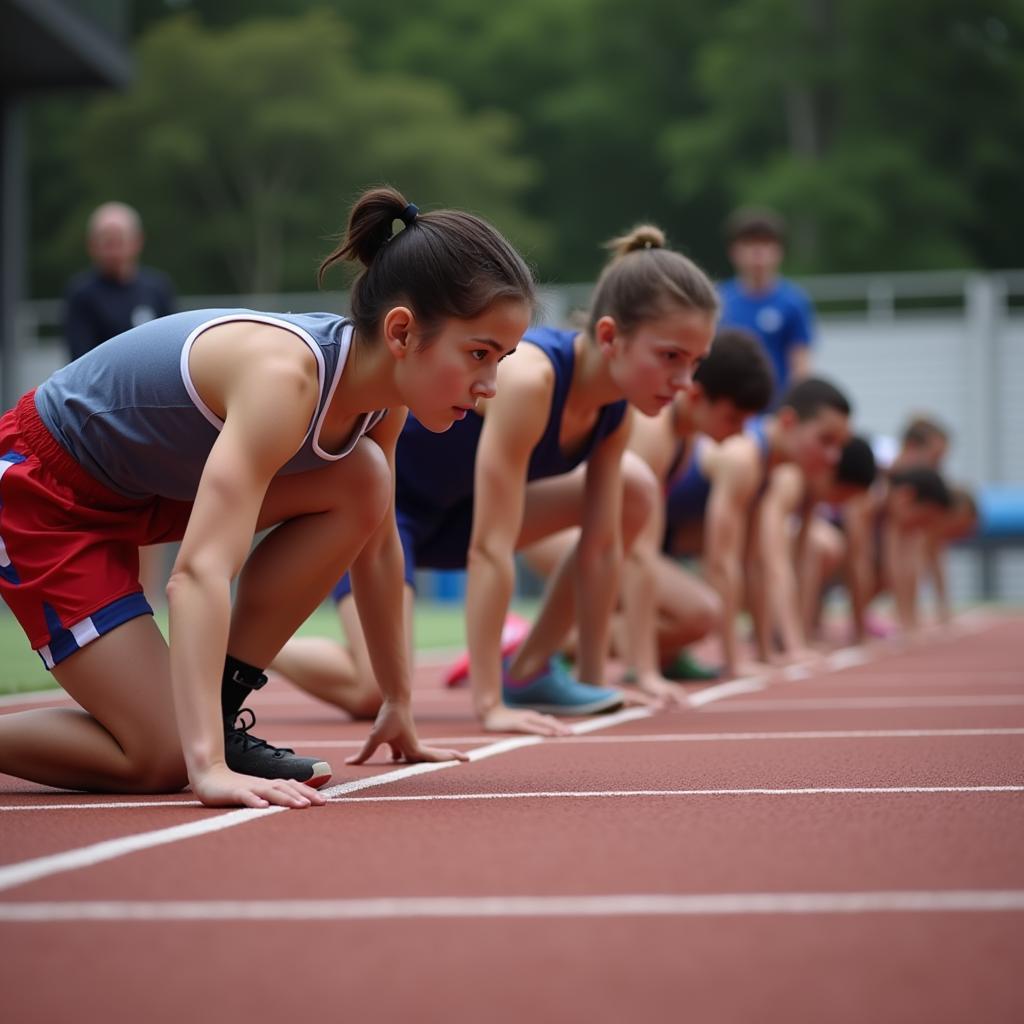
[502,656,624,716]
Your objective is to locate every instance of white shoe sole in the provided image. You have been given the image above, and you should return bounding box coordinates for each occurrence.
[302,762,332,789]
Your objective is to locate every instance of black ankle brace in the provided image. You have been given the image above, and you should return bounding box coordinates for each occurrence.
[222,655,268,719]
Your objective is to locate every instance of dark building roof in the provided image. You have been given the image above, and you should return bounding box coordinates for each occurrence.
[1,0,132,93]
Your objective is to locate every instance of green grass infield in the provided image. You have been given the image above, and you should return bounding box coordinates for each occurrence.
[0,600,539,697]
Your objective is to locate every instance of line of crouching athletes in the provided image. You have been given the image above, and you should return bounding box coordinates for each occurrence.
[0,188,976,810]
[271,234,975,759]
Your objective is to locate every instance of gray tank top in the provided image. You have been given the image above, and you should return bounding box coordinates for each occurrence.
[35,309,386,500]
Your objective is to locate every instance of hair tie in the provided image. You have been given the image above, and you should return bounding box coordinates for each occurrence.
[400,203,419,227]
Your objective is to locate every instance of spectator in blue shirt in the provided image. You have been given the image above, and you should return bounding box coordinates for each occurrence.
[718,207,814,404]
[64,202,176,363]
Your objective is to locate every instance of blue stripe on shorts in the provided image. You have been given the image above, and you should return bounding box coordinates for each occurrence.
[37,592,153,670]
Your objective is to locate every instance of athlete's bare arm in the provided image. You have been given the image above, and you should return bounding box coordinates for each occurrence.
[885,521,926,634]
[841,490,877,642]
[575,410,632,685]
[466,346,558,735]
[620,406,684,695]
[628,405,676,481]
[756,462,812,661]
[169,323,326,808]
[703,436,761,677]
[346,409,468,766]
[923,523,953,626]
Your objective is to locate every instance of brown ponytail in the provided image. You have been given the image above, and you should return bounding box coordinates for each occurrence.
[588,224,718,336]
[319,185,535,338]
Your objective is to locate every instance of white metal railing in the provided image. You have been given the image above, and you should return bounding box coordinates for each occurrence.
[14,268,1024,343]
[7,269,1024,600]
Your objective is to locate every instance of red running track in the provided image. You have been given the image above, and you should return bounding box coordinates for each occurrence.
[0,611,1022,1024]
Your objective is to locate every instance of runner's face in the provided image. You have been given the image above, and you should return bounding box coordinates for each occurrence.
[697,397,750,442]
[607,309,715,417]
[397,299,531,432]
[789,407,850,477]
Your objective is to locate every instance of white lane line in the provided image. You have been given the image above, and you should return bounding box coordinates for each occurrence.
[817,669,1024,681]
[822,648,873,671]
[0,806,284,893]
[8,728,1023,812]
[315,710,651,799]
[570,707,652,733]
[0,614,1012,888]
[0,702,645,893]
[565,726,1024,741]
[2,782,1018,813]
[780,664,812,682]
[687,676,766,707]
[268,726,1024,749]
[3,889,1023,922]
[322,786,1024,804]
[703,695,1024,712]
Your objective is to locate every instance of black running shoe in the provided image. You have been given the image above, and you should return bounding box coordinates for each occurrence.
[224,708,332,789]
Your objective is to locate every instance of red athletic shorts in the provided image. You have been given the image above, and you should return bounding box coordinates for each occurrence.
[0,391,193,668]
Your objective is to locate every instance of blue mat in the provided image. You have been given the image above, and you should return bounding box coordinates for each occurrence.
[978,485,1024,538]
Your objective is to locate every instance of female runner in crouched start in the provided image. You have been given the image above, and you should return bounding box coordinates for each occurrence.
[0,187,534,807]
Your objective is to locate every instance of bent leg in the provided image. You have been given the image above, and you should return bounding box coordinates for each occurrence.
[227,437,391,668]
[510,453,657,679]
[0,616,187,793]
[271,589,412,719]
[801,517,846,638]
[651,554,721,655]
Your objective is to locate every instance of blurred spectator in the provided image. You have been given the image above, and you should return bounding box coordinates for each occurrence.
[64,202,177,606]
[718,206,815,405]
[64,202,176,363]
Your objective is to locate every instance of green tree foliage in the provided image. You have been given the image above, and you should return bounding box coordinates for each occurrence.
[42,9,544,295]
[661,0,1024,272]
[28,0,1024,296]
[333,0,722,277]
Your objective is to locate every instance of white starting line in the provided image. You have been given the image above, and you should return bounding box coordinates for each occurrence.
[0,614,1018,895]
[4,727,1023,813]
[2,889,1023,922]
[2,782,1022,814]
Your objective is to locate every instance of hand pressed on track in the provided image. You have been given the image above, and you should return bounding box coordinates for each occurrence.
[785,646,824,666]
[482,704,572,737]
[346,700,469,765]
[627,672,687,708]
[191,764,325,809]
[725,658,774,681]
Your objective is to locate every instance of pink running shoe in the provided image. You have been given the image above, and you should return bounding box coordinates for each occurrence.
[443,612,531,687]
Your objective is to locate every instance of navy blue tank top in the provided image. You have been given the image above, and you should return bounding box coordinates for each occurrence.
[665,437,713,529]
[664,416,772,529]
[396,326,628,511]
